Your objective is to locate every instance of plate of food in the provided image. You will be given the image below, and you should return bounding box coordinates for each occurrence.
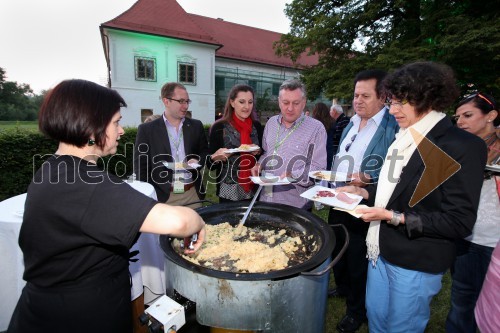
[250,176,294,186]
[485,164,500,173]
[300,185,363,211]
[225,144,260,153]
[162,161,202,170]
[308,170,352,182]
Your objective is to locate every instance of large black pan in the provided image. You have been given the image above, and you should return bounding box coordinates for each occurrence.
[160,201,338,281]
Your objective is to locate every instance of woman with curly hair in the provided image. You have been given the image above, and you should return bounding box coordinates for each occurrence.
[339,62,487,332]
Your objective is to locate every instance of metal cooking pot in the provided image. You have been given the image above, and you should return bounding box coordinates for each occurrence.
[160,202,348,332]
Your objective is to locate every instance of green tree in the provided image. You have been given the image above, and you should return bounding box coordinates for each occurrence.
[274,0,500,101]
[0,67,42,121]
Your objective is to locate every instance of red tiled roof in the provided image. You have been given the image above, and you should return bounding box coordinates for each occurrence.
[101,0,317,69]
[190,14,317,68]
[101,0,221,46]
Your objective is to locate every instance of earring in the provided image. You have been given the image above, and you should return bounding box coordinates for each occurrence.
[88,139,95,146]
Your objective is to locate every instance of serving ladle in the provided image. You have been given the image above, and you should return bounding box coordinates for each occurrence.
[234,185,263,238]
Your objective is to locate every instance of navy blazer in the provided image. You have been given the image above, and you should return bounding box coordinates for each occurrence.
[336,108,399,182]
[366,117,487,273]
[133,116,209,202]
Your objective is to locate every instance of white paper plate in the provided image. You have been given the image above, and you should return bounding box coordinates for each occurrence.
[250,176,292,186]
[333,204,371,218]
[300,185,363,211]
[485,164,500,172]
[225,146,260,153]
[308,170,351,182]
[162,161,201,170]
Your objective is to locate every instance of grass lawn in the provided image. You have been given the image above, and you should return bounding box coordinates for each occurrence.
[203,181,451,332]
[0,121,38,131]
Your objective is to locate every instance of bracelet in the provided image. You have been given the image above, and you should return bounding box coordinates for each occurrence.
[388,210,402,226]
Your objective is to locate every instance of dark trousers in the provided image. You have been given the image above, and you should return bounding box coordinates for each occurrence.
[446,239,494,333]
[329,208,369,322]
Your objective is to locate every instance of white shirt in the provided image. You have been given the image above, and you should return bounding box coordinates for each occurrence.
[334,107,386,174]
[467,177,500,247]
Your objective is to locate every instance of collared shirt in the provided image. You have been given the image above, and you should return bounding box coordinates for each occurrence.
[334,107,386,174]
[258,114,327,209]
[163,114,190,183]
[163,114,186,162]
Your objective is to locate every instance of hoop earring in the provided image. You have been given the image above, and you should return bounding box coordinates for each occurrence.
[88,139,95,146]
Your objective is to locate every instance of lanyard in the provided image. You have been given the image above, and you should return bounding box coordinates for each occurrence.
[273,116,305,155]
[167,128,184,161]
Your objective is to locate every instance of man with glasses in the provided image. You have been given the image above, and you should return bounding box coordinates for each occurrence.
[134,82,209,208]
[328,70,398,333]
[251,79,327,209]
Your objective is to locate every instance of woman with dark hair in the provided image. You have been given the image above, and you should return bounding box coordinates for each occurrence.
[311,102,333,130]
[311,102,335,169]
[208,84,264,202]
[338,62,487,332]
[446,92,499,333]
[7,79,205,333]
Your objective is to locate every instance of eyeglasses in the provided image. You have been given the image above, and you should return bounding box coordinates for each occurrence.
[461,92,494,108]
[385,98,408,108]
[345,134,357,152]
[167,98,192,105]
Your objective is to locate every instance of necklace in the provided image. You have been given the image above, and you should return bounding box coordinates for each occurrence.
[483,132,496,143]
[483,132,498,152]
[484,132,500,168]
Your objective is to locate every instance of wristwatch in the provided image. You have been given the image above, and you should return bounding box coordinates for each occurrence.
[388,210,402,226]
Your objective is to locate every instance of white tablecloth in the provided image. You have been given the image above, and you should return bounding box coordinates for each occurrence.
[0,181,166,330]
[0,193,27,331]
[126,181,167,305]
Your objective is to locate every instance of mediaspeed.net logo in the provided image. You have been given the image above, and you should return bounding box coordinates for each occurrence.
[406,128,461,207]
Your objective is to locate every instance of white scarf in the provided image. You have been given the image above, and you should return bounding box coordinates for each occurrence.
[366,111,446,265]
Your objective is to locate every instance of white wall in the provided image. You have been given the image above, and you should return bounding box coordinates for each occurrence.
[105,29,217,126]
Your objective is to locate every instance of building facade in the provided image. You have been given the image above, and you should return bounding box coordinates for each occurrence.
[100,0,319,126]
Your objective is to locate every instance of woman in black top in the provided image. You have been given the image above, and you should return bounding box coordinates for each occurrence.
[208,84,264,202]
[7,79,205,333]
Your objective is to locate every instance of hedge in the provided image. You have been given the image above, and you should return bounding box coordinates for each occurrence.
[0,125,212,201]
[1,129,56,201]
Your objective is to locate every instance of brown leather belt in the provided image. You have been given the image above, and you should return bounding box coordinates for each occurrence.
[170,183,195,192]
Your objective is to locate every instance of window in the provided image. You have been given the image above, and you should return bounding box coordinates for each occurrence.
[248,80,258,92]
[178,62,196,85]
[272,83,281,96]
[135,57,156,81]
[215,76,225,92]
